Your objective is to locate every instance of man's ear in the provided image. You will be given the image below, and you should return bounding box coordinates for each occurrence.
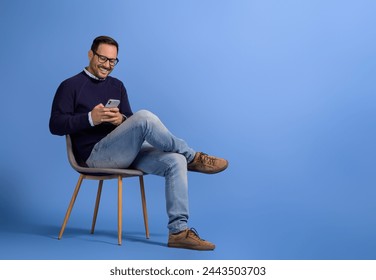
[88,50,94,60]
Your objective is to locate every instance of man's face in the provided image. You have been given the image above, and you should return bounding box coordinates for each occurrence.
[87,43,118,79]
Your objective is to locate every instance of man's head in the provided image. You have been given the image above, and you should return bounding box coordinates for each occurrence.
[87,36,119,79]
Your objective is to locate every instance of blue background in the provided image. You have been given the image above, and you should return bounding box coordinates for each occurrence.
[0,0,375,260]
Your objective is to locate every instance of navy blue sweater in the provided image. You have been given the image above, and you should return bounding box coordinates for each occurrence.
[49,71,133,164]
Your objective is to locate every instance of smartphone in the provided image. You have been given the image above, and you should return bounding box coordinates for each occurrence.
[105,99,120,108]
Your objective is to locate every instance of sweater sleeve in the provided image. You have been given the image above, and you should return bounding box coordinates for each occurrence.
[119,82,133,118]
[49,80,92,136]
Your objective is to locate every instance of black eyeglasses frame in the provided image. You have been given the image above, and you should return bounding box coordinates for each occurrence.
[92,50,119,66]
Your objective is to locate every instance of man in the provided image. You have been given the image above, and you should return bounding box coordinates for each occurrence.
[49,35,228,250]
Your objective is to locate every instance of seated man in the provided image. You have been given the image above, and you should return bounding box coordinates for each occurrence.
[49,35,228,250]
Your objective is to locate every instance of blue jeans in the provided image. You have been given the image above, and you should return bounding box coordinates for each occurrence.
[86,110,196,233]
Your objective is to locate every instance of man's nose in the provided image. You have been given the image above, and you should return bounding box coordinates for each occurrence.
[102,59,112,68]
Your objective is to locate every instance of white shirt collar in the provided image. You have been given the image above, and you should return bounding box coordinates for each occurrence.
[84,67,105,81]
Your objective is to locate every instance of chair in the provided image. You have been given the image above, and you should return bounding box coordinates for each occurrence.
[58,135,149,245]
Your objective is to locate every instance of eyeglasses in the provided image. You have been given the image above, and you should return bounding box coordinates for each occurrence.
[92,50,119,66]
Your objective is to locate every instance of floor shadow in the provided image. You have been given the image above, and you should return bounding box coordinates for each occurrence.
[1,222,167,247]
[124,232,166,247]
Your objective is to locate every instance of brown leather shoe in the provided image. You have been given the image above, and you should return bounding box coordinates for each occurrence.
[168,228,215,250]
[188,152,228,174]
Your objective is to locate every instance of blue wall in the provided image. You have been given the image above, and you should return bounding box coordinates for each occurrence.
[0,0,375,259]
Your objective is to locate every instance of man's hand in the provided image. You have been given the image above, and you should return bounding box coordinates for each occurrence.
[91,103,123,126]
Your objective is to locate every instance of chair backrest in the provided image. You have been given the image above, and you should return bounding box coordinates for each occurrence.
[65,135,144,177]
[66,134,87,173]
[66,134,83,172]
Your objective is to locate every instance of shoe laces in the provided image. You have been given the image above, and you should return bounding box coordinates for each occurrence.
[198,153,216,166]
[187,228,206,241]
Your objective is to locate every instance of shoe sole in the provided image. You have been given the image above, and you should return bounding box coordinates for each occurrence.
[188,162,229,174]
[168,243,215,251]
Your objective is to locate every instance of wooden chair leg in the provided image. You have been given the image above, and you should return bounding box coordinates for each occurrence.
[58,174,84,240]
[91,180,103,234]
[139,176,150,239]
[117,175,123,245]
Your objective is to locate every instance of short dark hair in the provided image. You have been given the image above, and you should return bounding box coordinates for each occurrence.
[91,36,119,53]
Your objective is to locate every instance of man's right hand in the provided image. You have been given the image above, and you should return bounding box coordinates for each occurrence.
[91,103,123,126]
